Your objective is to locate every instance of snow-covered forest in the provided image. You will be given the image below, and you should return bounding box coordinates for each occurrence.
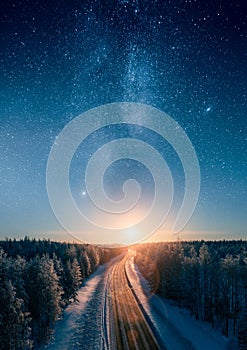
[0,238,122,349]
[1,239,246,349]
[134,240,247,349]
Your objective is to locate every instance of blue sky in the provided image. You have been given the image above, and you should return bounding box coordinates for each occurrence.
[0,0,246,243]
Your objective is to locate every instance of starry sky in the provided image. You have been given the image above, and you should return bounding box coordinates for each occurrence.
[0,0,246,243]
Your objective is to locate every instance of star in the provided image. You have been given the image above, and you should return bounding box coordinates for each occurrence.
[0,0,245,242]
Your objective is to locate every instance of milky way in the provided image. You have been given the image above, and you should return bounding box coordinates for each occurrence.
[0,0,246,242]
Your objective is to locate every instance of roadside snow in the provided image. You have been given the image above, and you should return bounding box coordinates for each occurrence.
[126,256,229,350]
[42,257,119,350]
[42,266,104,350]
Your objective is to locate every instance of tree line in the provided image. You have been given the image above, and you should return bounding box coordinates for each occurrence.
[134,240,247,349]
[0,237,121,349]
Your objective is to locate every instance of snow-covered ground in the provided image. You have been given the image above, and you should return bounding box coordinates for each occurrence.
[42,253,230,350]
[126,256,229,350]
[42,256,119,350]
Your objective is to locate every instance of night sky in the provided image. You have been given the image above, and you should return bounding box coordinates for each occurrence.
[0,0,246,243]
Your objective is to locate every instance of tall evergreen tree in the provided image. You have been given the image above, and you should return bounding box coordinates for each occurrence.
[62,258,82,302]
[238,307,247,350]
[0,250,32,350]
[26,255,62,344]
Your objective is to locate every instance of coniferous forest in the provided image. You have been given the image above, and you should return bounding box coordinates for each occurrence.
[0,239,246,349]
[134,240,247,349]
[0,237,122,349]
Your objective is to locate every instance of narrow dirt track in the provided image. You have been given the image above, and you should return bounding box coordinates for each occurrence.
[109,254,161,350]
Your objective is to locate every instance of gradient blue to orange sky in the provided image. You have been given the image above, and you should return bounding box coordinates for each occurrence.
[0,0,246,244]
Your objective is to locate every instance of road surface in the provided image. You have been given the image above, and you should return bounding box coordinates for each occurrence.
[108,254,162,350]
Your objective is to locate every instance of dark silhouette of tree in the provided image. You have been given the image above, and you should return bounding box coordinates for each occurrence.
[238,306,247,349]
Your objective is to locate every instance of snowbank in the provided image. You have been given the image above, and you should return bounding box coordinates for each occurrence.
[42,265,105,350]
[126,256,229,350]
[42,255,122,350]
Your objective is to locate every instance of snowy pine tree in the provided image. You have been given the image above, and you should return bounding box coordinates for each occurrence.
[238,307,247,350]
[62,258,82,302]
[0,249,32,350]
[26,255,62,344]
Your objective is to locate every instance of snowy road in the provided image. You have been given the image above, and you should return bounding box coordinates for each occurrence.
[44,252,228,350]
[109,254,161,349]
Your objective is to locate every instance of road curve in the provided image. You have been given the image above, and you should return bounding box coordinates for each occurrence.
[109,254,161,350]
